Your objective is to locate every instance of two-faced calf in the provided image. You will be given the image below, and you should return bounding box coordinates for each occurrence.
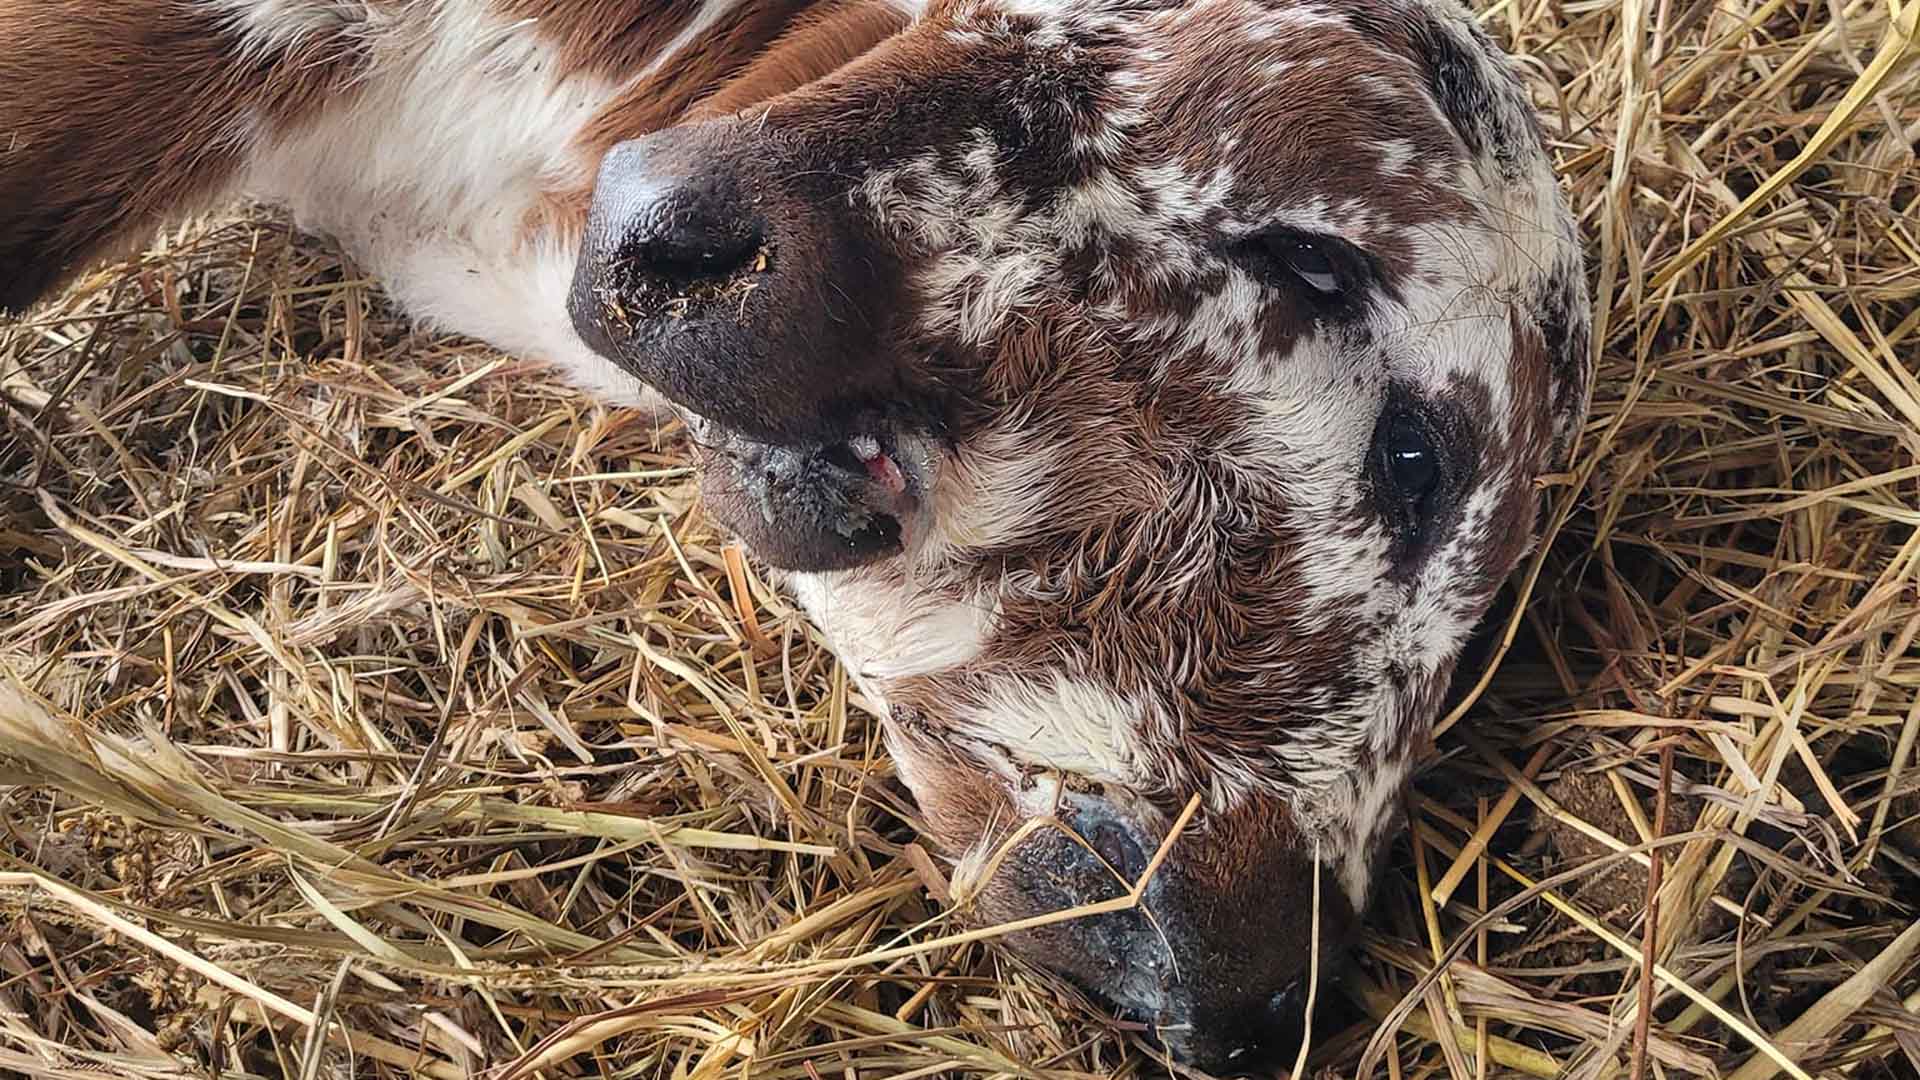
[0,0,1590,1070]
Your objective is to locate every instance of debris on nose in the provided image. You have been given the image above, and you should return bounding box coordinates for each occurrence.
[605,239,772,324]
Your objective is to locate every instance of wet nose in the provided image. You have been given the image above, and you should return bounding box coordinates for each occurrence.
[1047,799,1315,1073]
[967,788,1354,1076]
[568,126,912,448]
[591,142,767,295]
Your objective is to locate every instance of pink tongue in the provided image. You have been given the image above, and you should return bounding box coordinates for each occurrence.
[865,453,907,495]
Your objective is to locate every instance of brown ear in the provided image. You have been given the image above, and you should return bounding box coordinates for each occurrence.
[0,2,353,314]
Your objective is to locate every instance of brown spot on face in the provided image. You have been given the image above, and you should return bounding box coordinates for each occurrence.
[0,1,359,312]
[1147,13,1471,245]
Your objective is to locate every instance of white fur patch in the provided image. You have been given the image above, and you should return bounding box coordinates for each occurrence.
[950,673,1157,786]
[217,0,652,404]
[785,571,994,707]
[882,0,932,21]
[919,433,1065,558]
[202,0,368,57]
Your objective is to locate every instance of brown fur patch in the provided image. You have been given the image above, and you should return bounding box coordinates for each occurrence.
[688,1,913,121]
[573,0,819,161]
[0,1,357,312]
[518,178,597,249]
[494,0,706,79]
[1149,16,1469,249]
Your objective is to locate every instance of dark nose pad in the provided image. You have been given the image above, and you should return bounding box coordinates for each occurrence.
[1201,987,1312,1078]
[1170,979,1315,1077]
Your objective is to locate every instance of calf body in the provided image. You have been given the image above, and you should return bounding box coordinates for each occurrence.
[0,0,1591,1071]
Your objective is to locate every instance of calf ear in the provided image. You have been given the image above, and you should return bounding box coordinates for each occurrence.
[0,3,351,314]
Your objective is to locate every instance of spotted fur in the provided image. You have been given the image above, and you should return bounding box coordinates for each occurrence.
[0,0,1591,1068]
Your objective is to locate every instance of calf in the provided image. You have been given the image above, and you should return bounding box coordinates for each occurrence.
[0,0,1591,1071]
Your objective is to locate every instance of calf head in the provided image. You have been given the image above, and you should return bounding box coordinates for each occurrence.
[569,0,1591,1070]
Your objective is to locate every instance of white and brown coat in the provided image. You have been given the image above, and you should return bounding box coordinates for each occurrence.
[0,0,1591,1070]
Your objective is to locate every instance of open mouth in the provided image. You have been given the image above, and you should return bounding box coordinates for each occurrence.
[683,411,935,572]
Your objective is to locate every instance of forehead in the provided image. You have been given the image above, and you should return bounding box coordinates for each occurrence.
[1145,5,1461,162]
[1140,5,1478,239]
[899,0,1542,284]
[934,0,1469,161]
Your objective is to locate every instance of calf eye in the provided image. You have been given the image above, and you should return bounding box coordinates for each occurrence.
[1383,416,1440,500]
[1370,401,1467,553]
[1374,412,1447,537]
[1267,237,1340,295]
[1230,227,1367,301]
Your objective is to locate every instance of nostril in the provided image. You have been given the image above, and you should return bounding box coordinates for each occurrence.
[634,204,766,285]
[1083,818,1147,881]
[605,165,770,302]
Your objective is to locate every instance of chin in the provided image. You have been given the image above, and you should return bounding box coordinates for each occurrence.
[685,412,949,574]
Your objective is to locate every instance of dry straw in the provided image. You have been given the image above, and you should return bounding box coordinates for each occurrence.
[4,0,1920,1076]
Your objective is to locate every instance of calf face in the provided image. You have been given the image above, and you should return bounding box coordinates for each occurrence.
[569,0,1591,1068]
[0,0,1590,1070]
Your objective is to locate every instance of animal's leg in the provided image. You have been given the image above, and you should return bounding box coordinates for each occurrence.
[0,2,355,313]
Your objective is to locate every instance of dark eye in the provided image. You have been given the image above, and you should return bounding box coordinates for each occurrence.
[1232,228,1366,300]
[1380,414,1442,511]
[1267,237,1341,294]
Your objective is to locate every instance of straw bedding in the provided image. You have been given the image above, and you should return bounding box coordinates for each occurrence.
[3,1,1919,1077]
